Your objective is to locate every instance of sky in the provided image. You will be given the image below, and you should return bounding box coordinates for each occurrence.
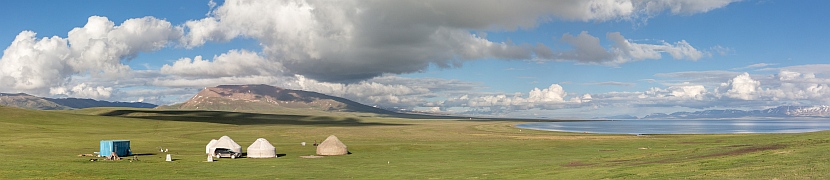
[1,0,829,118]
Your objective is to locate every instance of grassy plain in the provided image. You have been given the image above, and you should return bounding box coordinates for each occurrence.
[0,106,828,179]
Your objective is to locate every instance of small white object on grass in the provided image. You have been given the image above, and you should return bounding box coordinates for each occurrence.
[207,155,213,162]
[301,142,306,146]
[166,154,172,161]
[164,148,168,152]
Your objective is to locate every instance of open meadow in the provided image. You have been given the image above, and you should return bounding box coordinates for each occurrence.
[0,106,828,179]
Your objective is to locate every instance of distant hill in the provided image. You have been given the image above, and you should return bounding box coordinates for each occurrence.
[158,84,395,114]
[0,93,156,110]
[0,93,68,110]
[46,97,156,109]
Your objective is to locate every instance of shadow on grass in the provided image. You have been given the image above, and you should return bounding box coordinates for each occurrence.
[98,109,409,126]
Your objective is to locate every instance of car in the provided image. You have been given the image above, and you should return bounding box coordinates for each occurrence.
[213,148,241,159]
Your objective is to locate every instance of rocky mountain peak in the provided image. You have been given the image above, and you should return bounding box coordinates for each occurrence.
[167,84,391,114]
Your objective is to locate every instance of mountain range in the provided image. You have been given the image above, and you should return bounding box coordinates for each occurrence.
[157,84,395,114]
[0,93,156,110]
[628,106,830,119]
[0,84,398,115]
[8,84,830,120]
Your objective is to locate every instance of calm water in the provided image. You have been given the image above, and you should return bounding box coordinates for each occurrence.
[516,119,830,134]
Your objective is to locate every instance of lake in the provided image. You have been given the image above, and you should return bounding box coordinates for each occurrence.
[516,119,830,134]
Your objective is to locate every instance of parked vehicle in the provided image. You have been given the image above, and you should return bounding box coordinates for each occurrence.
[213,148,241,159]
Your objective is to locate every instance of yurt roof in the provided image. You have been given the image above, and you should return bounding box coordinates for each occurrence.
[322,135,345,146]
[247,138,275,150]
[206,139,219,154]
[317,135,348,156]
[213,135,242,152]
[207,139,218,146]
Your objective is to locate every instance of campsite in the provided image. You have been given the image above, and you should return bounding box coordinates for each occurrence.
[0,106,829,179]
[3,0,830,179]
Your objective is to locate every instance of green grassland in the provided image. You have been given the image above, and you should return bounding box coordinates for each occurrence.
[1,106,829,179]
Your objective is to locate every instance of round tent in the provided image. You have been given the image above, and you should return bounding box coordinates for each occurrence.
[209,135,242,154]
[205,139,218,154]
[316,135,348,156]
[247,138,276,158]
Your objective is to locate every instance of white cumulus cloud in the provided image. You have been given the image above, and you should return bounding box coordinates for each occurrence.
[161,49,284,77]
[457,84,589,111]
[0,16,182,96]
[528,84,568,103]
[720,72,761,100]
[669,84,707,100]
[49,83,114,99]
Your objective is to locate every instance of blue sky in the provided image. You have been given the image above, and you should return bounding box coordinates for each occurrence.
[2,0,829,118]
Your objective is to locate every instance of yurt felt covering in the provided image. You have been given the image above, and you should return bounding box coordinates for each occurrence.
[205,139,218,154]
[316,135,348,156]
[247,138,276,158]
[208,136,242,154]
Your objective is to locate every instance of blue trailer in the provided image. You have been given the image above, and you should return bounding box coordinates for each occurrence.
[100,140,131,157]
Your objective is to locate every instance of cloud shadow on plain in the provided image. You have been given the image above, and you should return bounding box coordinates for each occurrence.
[98,109,410,126]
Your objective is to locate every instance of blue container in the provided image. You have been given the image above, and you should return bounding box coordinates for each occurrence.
[100,140,131,157]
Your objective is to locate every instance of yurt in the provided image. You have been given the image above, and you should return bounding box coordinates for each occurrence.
[205,139,218,154]
[208,136,242,154]
[316,135,348,156]
[246,138,276,158]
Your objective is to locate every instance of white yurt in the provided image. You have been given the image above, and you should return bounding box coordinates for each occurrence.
[205,139,218,154]
[208,135,242,154]
[246,138,276,158]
